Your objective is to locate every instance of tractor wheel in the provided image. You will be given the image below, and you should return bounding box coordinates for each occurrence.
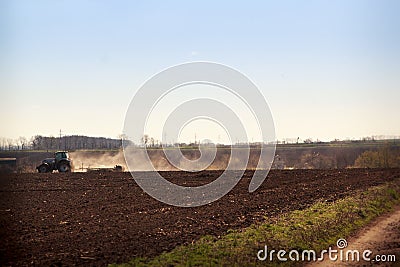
[38,164,49,173]
[57,161,71,173]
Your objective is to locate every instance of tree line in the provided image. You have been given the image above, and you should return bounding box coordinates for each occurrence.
[354,144,400,168]
[0,135,123,151]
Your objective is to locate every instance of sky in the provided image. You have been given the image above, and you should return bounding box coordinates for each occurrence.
[1,0,399,143]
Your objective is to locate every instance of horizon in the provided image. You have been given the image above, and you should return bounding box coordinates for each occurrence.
[1,1,399,143]
[1,132,400,149]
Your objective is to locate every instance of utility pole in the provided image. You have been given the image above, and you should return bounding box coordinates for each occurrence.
[59,129,62,150]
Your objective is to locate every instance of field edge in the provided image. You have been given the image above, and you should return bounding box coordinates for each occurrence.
[109,179,400,267]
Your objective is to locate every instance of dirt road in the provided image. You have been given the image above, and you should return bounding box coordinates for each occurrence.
[311,207,400,267]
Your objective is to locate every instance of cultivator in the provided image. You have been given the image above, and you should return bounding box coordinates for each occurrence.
[86,165,124,173]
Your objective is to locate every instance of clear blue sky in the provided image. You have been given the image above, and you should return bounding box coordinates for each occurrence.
[1,0,399,142]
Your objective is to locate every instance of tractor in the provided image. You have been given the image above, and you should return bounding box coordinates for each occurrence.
[37,151,73,173]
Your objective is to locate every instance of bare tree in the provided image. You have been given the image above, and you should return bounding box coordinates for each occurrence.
[150,137,155,147]
[118,134,128,141]
[0,137,6,150]
[6,138,14,150]
[18,136,28,150]
[142,134,149,147]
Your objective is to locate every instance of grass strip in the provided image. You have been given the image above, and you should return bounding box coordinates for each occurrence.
[110,180,400,267]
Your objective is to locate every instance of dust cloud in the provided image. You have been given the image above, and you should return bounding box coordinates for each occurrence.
[70,151,127,172]
[70,148,265,172]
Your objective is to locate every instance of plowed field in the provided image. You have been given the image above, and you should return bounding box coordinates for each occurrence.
[1,169,399,266]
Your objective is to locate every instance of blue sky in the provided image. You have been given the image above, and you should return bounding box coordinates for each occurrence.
[1,0,399,142]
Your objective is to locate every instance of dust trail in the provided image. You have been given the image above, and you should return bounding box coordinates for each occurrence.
[70,151,127,171]
[70,149,176,172]
[70,148,264,172]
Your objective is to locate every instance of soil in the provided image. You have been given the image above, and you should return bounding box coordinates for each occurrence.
[0,168,399,266]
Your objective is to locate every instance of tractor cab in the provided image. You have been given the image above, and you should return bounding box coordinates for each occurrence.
[55,151,69,162]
